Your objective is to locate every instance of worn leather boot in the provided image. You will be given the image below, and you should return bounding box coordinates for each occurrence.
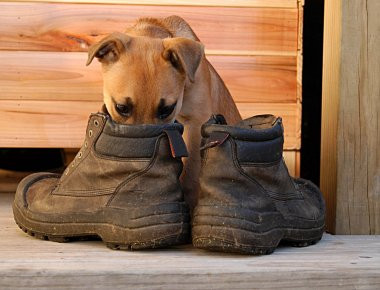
[192,114,325,254]
[13,112,190,250]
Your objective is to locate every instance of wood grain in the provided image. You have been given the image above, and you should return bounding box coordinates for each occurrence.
[295,0,303,165]
[6,0,298,8]
[205,50,297,57]
[0,1,303,182]
[1,193,379,289]
[320,0,341,234]
[336,0,380,234]
[0,2,298,54]
[283,150,299,177]
[0,51,297,103]
[215,55,297,103]
[296,0,303,102]
[0,100,300,149]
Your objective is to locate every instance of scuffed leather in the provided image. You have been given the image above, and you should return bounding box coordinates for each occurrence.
[15,112,187,216]
[198,114,325,223]
[109,137,183,208]
[199,138,277,212]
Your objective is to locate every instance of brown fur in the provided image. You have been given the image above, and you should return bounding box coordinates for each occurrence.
[87,16,242,210]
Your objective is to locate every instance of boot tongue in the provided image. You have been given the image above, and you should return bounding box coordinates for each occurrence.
[99,104,109,115]
[205,114,228,126]
[235,114,279,130]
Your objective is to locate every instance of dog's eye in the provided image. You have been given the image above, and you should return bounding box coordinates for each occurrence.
[115,103,132,117]
[157,100,177,120]
[168,51,181,71]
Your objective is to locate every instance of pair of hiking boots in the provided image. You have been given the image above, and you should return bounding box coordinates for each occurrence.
[13,112,325,254]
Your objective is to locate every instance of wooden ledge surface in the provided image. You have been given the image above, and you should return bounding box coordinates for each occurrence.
[0,193,379,289]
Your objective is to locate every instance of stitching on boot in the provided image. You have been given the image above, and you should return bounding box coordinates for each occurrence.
[239,158,283,167]
[105,136,163,206]
[229,138,268,195]
[54,187,116,197]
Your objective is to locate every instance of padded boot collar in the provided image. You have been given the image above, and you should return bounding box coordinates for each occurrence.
[101,115,184,138]
[94,106,185,137]
[201,114,283,142]
[91,111,187,158]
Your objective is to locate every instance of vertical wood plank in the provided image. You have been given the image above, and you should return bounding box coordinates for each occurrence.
[283,151,298,177]
[295,1,303,177]
[366,0,380,235]
[336,0,380,234]
[320,0,342,233]
[295,151,301,177]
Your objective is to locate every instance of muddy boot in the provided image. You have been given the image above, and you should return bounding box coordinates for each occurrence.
[13,112,190,250]
[192,114,325,254]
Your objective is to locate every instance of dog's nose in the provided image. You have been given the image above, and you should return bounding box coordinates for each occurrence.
[114,97,134,118]
[157,99,177,120]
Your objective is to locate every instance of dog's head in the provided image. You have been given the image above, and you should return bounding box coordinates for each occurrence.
[87,32,204,124]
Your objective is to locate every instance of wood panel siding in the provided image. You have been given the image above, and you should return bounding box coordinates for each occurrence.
[0,2,298,54]
[0,0,303,176]
[6,0,298,8]
[0,100,299,149]
[0,52,297,103]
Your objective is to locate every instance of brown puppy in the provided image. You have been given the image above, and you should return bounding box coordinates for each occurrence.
[87,16,242,210]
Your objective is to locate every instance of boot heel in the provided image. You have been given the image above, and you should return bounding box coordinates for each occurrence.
[103,221,191,250]
[100,204,191,250]
[281,225,325,247]
[192,224,282,255]
[101,221,190,250]
[192,205,285,254]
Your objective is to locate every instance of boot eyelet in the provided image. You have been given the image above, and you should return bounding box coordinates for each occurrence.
[84,141,88,148]
[65,168,69,175]
[78,152,82,158]
[89,130,93,137]
[94,120,99,127]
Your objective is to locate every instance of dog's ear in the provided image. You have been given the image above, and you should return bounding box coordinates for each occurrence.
[163,37,204,82]
[161,16,200,41]
[86,32,130,66]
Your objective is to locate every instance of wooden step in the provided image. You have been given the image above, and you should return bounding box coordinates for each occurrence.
[0,193,379,289]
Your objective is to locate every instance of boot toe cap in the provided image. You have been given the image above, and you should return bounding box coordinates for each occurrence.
[292,178,326,222]
[14,172,60,209]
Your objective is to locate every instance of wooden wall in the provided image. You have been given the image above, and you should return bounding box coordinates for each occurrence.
[321,0,380,234]
[0,0,303,176]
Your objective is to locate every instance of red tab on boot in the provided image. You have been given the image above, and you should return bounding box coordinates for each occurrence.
[163,129,188,158]
[200,132,230,151]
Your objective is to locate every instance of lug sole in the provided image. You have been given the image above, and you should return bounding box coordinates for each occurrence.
[13,203,190,250]
[192,213,324,255]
